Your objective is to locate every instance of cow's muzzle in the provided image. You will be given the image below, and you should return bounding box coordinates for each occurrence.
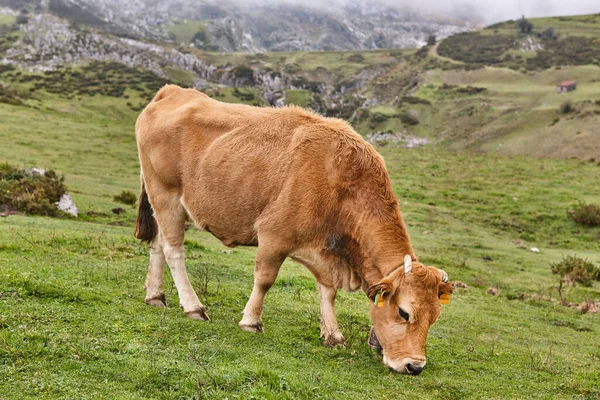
[405,363,424,375]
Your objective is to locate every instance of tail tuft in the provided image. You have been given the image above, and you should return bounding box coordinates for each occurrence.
[134,181,157,243]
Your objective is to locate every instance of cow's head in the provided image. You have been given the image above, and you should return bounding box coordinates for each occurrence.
[367,256,453,375]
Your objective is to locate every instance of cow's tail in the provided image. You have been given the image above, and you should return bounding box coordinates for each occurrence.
[134,176,157,243]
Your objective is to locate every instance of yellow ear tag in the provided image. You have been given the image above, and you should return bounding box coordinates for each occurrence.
[440,293,451,305]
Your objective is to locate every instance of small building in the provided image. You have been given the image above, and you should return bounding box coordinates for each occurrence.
[557,80,577,93]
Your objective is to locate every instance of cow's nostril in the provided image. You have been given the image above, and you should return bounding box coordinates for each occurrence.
[406,363,424,375]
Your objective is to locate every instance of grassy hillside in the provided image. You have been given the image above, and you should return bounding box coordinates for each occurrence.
[438,14,600,69]
[0,78,599,399]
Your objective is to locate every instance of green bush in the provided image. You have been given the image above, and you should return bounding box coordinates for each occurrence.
[551,255,600,287]
[231,65,255,84]
[568,202,600,226]
[113,190,137,205]
[347,54,365,63]
[0,163,67,216]
[399,111,419,126]
[559,100,574,114]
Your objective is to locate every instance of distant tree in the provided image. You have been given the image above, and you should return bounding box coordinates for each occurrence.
[559,100,574,114]
[516,16,533,34]
[15,14,29,25]
[426,34,437,46]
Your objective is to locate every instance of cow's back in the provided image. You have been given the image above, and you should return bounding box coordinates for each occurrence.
[137,85,393,249]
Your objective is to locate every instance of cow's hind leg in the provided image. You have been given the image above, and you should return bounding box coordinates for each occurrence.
[151,190,209,321]
[239,236,286,333]
[317,283,345,347]
[144,237,167,307]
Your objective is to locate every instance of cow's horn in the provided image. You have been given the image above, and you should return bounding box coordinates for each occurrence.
[439,269,449,283]
[404,255,412,275]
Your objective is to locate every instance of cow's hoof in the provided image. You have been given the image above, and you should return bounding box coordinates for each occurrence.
[185,306,210,321]
[323,333,346,347]
[239,321,264,333]
[145,294,167,307]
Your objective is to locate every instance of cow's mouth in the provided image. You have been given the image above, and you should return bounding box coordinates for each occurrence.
[368,326,382,351]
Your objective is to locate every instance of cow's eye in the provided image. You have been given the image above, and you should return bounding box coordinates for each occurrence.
[398,308,409,321]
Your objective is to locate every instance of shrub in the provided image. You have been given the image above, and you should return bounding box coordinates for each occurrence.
[0,163,67,216]
[369,112,389,124]
[347,54,364,63]
[559,100,573,114]
[551,255,600,287]
[113,190,137,205]
[456,86,487,95]
[399,111,419,125]
[426,34,436,46]
[231,65,255,84]
[568,202,600,226]
[16,14,29,25]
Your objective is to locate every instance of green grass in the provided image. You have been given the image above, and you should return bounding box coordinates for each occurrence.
[0,81,599,399]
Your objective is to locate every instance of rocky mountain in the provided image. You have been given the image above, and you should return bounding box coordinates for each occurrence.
[1,0,472,52]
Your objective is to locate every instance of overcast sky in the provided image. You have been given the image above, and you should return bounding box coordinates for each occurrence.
[272,0,599,24]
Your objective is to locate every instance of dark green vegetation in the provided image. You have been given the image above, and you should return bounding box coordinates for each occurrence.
[0,61,168,111]
[113,190,137,206]
[0,63,599,399]
[0,162,66,216]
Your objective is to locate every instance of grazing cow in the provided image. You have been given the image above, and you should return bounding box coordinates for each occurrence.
[134,85,453,375]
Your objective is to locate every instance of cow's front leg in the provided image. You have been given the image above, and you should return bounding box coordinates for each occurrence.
[317,283,345,347]
[239,243,285,333]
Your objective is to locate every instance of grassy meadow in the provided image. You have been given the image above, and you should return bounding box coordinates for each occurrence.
[1,79,599,400]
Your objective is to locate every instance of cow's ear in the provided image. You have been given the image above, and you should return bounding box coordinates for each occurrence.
[367,281,393,301]
[438,281,454,299]
[367,268,403,301]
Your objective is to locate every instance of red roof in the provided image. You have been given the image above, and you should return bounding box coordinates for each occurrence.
[558,80,576,87]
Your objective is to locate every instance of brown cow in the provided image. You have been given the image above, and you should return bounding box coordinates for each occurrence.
[134,85,453,375]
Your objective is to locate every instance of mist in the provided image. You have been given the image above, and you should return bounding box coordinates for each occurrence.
[248,0,599,25]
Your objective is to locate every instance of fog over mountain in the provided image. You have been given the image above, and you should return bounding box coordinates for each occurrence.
[1,0,598,53]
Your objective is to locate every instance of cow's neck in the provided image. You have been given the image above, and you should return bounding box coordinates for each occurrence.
[354,208,416,286]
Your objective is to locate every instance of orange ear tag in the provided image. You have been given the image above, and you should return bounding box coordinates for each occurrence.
[374,290,385,307]
[440,293,451,305]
